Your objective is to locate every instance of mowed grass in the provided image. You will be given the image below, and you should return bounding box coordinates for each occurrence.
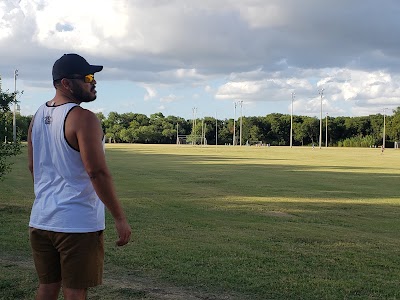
[1,144,400,299]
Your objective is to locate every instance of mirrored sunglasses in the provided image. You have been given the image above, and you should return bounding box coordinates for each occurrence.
[83,74,95,83]
[66,74,95,83]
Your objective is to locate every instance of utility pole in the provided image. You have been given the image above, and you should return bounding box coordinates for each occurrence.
[325,113,328,147]
[239,100,243,146]
[233,102,237,146]
[176,123,179,145]
[201,118,204,145]
[383,108,388,150]
[318,88,324,149]
[192,107,197,144]
[13,69,18,143]
[203,119,206,145]
[290,92,295,148]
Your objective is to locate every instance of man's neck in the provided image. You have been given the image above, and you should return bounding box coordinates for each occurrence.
[50,89,81,106]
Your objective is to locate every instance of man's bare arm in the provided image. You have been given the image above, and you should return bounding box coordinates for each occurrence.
[67,108,131,246]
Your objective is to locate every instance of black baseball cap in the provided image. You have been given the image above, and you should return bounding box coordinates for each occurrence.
[52,53,103,81]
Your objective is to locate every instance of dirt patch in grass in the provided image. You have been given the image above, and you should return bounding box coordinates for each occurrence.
[0,256,238,300]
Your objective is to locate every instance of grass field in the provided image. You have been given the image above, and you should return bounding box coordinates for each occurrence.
[1,144,400,299]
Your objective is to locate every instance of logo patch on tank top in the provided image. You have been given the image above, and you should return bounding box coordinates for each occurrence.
[44,116,52,124]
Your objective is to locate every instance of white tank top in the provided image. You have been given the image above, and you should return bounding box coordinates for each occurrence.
[29,102,105,233]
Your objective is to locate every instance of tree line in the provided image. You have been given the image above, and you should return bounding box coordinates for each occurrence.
[2,105,400,148]
[94,109,400,147]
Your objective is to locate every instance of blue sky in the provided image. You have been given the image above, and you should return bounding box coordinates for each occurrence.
[1,0,400,120]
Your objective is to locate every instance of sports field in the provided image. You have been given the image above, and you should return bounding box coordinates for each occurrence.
[1,144,400,299]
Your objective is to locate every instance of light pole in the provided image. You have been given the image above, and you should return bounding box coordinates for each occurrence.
[233,101,237,146]
[176,123,179,145]
[290,92,295,148]
[325,113,328,147]
[192,107,197,144]
[13,69,18,143]
[318,88,324,149]
[201,118,204,145]
[383,108,388,150]
[239,100,243,146]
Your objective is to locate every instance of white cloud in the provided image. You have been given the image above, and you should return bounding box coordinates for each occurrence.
[32,0,129,53]
[143,85,157,101]
[2,0,400,119]
[204,85,213,93]
[212,66,400,117]
[236,2,288,29]
[160,94,177,103]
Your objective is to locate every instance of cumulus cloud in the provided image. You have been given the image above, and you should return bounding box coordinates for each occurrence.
[143,85,157,101]
[160,94,178,103]
[1,0,400,117]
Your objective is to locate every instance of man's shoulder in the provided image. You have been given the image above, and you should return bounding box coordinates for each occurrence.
[68,106,95,117]
[67,107,100,127]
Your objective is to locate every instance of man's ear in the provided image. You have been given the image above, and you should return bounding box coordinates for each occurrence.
[60,78,72,89]
[61,78,75,93]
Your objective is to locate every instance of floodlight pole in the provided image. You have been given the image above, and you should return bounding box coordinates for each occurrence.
[195,108,197,139]
[13,69,18,143]
[290,92,295,148]
[201,118,204,145]
[203,119,206,145]
[177,124,179,145]
[325,113,328,147]
[192,107,197,144]
[239,100,243,146]
[233,101,237,146]
[318,88,324,149]
[383,108,388,150]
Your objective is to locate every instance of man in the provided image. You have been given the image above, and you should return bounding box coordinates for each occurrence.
[28,53,131,300]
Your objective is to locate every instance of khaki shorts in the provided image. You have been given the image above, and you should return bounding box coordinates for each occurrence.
[29,227,104,289]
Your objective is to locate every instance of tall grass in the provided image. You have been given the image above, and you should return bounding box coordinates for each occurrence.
[1,145,400,299]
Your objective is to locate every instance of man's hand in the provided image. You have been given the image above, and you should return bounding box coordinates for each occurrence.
[115,218,132,246]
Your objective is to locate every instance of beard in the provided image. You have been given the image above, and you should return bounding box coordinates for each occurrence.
[71,81,97,103]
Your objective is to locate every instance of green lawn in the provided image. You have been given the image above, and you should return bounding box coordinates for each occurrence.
[1,144,400,299]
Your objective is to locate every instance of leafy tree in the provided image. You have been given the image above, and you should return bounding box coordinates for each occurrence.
[293,118,307,146]
[105,124,124,143]
[136,125,162,143]
[369,114,384,146]
[0,89,21,180]
[11,108,395,147]
[302,117,319,145]
[266,113,287,145]
[120,127,137,143]
[95,112,106,132]
[17,114,32,141]
[217,120,233,145]
[328,117,346,146]
[133,113,150,127]
[388,107,400,142]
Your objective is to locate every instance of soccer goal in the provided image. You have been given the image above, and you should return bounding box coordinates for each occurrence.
[177,135,188,144]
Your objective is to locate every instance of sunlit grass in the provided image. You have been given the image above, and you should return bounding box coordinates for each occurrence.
[1,144,400,299]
